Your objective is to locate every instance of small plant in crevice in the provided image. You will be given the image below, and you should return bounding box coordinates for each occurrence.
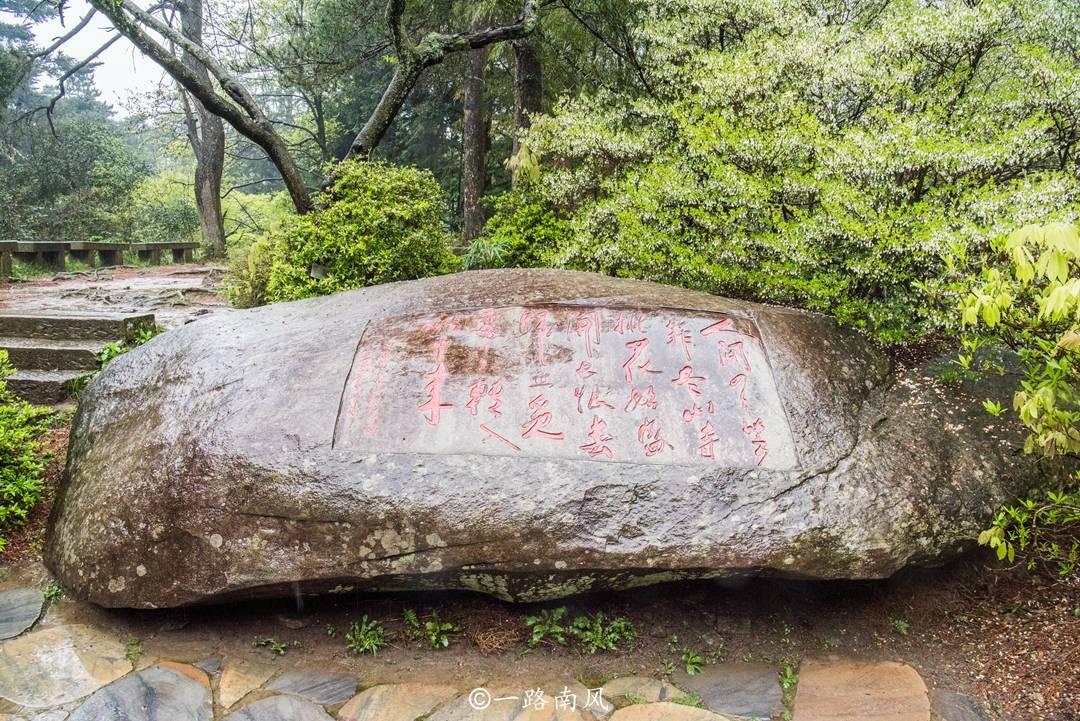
[325,623,336,637]
[525,606,569,648]
[252,635,287,656]
[124,636,142,664]
[42,583,62,602]
[345,615,386,656]
[97,325,162,368]
[892,618,911,636]
[779,664,799,715]
[672,692,706,709]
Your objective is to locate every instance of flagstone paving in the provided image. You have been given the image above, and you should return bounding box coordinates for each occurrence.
[264,670,358,705]
[221,694,334,721]
[608,702,732,721]
[66,663,212,721]
[672,662,783,720]
[792,659,931,721]
[0,590,43,640]
[217,657,277,708]
[337,683,459,721]
[0,624,130,708]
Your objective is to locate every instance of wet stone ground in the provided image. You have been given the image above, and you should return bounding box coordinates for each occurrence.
[0,264,230,329]
[1,557,1064,721]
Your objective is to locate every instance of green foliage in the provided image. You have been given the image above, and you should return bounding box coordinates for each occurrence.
[264,161,459,303]
[0,351,51,552]
[226,235,278,308]
[569,613,636,654]
[42,583,62,602]
[672,693,706,709]
[96,325,162,368]
[512,0,1080,343]
[124,636,143,664]
[325,623,336,637]
[779,665,798,690]
[980,484,1080,575]
[252,635,287,655]
[465,190,570,270]
[128,172,200,245]
[402,607,420,637]
[403,608,459,650]
[892,618,911,636]
[956,222,1080,573]
[682,647,704,676]
[525,606,569,648]
[345,615,386,656]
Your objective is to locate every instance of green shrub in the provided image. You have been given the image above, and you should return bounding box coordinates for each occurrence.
[226,234,277,308]
[954,222,1080,573]
[265,160,459,303]
[514,0,1080,343]
[465,190,569,270]
[0,351,51,552]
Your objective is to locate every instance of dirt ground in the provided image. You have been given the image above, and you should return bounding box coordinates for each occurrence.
[2,420,1077,721]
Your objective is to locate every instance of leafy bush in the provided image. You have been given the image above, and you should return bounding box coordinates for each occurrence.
[226,235,277,308]
[0,351,51,552]
[265,160,459,303]
[465,190,569,270]
[511,0,1080,343]
[955,222,1080,573]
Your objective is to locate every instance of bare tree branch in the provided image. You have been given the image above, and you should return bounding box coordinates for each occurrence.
[33,10,97,58]
[87,0,313,213]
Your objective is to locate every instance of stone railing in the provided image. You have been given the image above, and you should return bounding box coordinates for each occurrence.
[0,240,199,281]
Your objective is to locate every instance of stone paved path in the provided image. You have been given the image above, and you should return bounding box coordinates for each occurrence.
[0,584,997,721]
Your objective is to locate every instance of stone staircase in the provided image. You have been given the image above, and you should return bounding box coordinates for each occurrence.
[0,312,155,404]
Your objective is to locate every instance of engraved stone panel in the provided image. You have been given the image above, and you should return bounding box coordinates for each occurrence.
[334,304,798,469]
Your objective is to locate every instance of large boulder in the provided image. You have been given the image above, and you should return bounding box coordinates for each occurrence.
[46,269,1038,608]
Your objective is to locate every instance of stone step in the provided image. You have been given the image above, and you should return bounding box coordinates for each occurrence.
[6,369,91,405]
[0,337,106,371]
[0,312,154,342]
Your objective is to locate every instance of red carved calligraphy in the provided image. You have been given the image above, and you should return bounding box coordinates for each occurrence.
[575,310,602,358]
[625,384,658,412]
[672,364,705,396]
[521,394,564,440]
[666,319,693,361]
[637,418,672,457]
[699,421,720,459]
[418,336,453,426]
[579,415,614,459]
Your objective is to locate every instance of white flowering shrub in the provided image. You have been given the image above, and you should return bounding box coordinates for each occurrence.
[512,0,1080,342]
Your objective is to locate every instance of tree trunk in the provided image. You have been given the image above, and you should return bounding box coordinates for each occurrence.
[178,0,226,257]
[344,60,424,161]
[461,45,490,242]
[512,37,542,159]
